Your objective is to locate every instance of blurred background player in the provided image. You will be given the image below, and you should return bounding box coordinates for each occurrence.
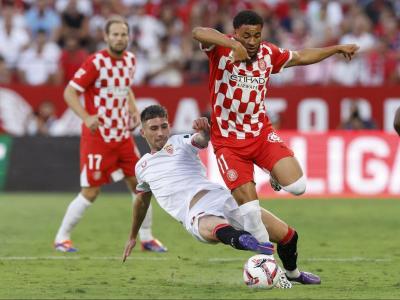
[338,100,377,130]
[54,16,166,253]
[394,107,400,136]
[192,10,358,270]
[123,104,320,285]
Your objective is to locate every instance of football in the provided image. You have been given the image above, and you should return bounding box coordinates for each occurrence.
[243,254,280,289]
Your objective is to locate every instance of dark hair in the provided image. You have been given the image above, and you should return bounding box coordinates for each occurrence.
[104,15,129,34]
[141,105,168,123]
[233,10,263,29]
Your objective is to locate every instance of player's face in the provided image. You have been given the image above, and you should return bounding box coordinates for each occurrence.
[234,24,262,58]
[141,117,170,151]
[105,23,129,56]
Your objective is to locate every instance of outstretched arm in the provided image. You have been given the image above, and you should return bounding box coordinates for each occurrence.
[192,27,250,62]
[123,191,152,262]
[286,44,360,67]
[192,117,210,148]
[394,107,400,136]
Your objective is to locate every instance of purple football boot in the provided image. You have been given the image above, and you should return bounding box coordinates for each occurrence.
[238,234,274,255]
[287,271,321,284]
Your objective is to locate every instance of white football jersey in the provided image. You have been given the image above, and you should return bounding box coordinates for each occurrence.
[135,134,223,224]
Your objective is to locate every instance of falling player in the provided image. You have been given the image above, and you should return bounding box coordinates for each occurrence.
[123,105,319,286]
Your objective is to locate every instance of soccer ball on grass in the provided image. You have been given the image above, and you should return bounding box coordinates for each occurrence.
[243,254,280,289]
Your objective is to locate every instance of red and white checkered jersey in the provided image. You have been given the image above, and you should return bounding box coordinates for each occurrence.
[202,37,292,148]
[69,49,136,143]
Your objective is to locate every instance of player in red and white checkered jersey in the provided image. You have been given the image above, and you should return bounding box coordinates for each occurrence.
[193,10,358,283]
[54,16,166,253]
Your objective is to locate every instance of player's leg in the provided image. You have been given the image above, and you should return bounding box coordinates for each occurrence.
[259,208,320,284]
[270,157,306,195]
[215,147,270,244]
[187,189,273,254]
[125,176,167,252]
[54,186,100,252]
[256,128,306,196]
[232,182,272,243]
[197,215,273,254]
[54,136,111,252]
[121,138,166,252]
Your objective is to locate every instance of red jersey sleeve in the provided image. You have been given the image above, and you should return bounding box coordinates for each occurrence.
[199,34,233,64]
[267,43,292,74]
[69,55,99,92]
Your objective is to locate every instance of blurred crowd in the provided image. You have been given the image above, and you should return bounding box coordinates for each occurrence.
[0,0,400,87]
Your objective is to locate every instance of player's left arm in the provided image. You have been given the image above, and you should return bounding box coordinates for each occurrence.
[286,44,360,67]
[123,191,152,262]
[127,89,140,130]
[394,107,400,136]
[192,117,210,148]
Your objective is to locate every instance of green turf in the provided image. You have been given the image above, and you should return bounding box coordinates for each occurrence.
[0,193,399,299]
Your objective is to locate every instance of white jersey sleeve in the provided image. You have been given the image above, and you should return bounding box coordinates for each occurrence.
[173,133,204,153]
[135,157,151,193]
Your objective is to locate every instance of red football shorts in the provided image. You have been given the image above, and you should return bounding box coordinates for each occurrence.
[80,136,140,187]
[214,128,294,190]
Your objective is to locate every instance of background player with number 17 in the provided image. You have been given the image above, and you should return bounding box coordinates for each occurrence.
[54,16,166,253]
[192,10,359,282]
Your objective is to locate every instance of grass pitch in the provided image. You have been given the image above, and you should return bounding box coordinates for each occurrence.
[0,193,399,299]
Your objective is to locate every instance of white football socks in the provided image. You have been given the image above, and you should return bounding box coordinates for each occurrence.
[55,193,92,243]
[286,269,301,278]
[132,194,154,242]
[239,200,270,243]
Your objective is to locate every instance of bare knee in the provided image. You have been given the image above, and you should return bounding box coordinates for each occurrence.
[81,187,101,202]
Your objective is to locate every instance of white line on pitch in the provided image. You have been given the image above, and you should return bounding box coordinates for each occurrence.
[208,257,392,262]
[0,256,392,262]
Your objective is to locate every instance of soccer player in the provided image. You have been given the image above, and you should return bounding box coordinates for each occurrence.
[192,10,358,262]
[54,16,166,253]
[394,107,400,136]
[123,105,320,285]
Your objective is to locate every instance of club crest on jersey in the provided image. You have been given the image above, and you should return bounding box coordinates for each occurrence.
[258,59,266,71]
[141,160,147,168]
[227,169,238,182]
[164,144,174,155]
[267,132,282,143]
[93,171,102,181]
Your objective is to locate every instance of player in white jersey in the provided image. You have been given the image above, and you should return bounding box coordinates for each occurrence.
[122,105,320,285]
[394,107,400,136]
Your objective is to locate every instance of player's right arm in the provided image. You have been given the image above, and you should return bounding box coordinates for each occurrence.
[64,85,99,132]
[192,27,250,61]
[394,107,400,136]
[123,191,152,262]
[192,117,210,148]
[66,56,100,132]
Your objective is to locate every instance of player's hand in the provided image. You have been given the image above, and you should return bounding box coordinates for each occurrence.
[192,117,210,134]
[338,44,359,61]
[231,40,250,62]
[122,238,136,263]
[129,111,140,131]
[84,115,100,132]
